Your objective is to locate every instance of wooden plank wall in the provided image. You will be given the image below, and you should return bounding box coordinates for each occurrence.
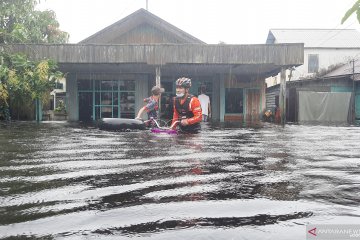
[246,89,261,122]
[3,44,304,66]
[266,88,279,109]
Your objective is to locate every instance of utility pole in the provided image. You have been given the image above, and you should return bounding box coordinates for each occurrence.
[146,0,148,11]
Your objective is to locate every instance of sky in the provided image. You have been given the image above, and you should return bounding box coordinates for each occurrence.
[36,0,360,44]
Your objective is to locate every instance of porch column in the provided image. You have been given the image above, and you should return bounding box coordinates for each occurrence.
[279,67,286,125]
[53,91,57,109]
[135,75,148,117]
[220,74,225,122]
[35,98,42,122]
[66,73,78,121]
[156,66,161,87]
[212,75,220,121]
[155,66,161,118]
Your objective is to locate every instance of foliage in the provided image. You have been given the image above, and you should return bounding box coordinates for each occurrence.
[342,0,360,24]
[0,70,10,120]
[54,99,66,113]
[313,63,345,78]
[0,0,68,120]
[0,0,69,43]
[298,63,346,80]
[0,52,64,120]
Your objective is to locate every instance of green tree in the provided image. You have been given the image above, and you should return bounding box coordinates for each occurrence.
[0,0,69,43]
[0,52,64,120]
[341,0,360,24]
[0,0,68,121]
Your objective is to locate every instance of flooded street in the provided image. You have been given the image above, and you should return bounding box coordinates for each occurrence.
[0,122,360,239]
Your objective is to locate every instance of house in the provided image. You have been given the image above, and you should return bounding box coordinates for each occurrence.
[42,78,67,121]
[265,29,360,87]
[266,59,360,124]
[3,9,303,123]
[50,78,66,110]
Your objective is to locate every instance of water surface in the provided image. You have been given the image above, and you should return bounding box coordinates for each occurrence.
[0,122,360,239]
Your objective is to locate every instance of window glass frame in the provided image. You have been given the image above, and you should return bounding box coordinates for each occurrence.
[78,78,136,120]
[308,54,319,73]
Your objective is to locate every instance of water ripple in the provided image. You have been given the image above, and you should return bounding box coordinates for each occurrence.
[0,122,359,239]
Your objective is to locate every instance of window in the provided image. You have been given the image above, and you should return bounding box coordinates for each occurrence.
[78,79,136,120]
[308,54,319,73]
[55,82,64,90]
[120,92,135,118]
[225,88,243,114]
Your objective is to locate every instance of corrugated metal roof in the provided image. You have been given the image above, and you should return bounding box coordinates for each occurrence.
[323,59,360,80]
[266,29,360,48]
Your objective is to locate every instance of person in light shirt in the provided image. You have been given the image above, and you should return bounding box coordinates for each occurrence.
[197,85,211,122]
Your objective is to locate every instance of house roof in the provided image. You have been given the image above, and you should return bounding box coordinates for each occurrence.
[4,43,304,77]
[266,29,360,48]
[267,59,360,92]
[79,8,205,44]
[323,59,360,80]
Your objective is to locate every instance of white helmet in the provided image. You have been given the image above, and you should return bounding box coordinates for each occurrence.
[175,77,192,88]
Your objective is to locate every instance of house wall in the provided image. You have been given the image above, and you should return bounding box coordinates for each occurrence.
[113,23,188,44]
[66,73,78,121]
[7,44,303,67]
[266,87,279,109]
[223,75,265,122]
[65,72,267,123]
[296,48,360,79]
[266,48,359,87]
[135,75,149,116]
[356,82,360,122]
[266,77,356,123]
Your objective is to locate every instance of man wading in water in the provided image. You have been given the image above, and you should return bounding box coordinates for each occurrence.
[171,77,202,133]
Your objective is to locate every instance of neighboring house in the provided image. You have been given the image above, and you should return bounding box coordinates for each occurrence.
[265,29,360,87]
[50,78,66,110]
[4,9,303,123]
[266,59,360,124]
[40,78,67,120]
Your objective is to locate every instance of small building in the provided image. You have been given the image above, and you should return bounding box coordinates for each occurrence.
[265,29,360,87]
[42,78,67,121]
[50,78,66,110]
[266,59,360,124]
[3,9,303,123]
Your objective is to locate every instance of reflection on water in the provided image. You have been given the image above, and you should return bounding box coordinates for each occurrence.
[1,122,360,239]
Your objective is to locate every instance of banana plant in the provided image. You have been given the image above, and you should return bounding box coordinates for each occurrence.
[342,0,360,24]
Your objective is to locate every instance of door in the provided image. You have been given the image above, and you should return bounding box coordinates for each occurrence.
[246,89,260,122]
[287,88,297,122]
[78,92,93,121]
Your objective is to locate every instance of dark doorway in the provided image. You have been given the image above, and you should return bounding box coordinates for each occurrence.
[79,92,93,121]
[287,88,297,122]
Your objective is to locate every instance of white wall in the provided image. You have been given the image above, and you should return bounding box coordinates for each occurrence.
[266,48,360,87]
